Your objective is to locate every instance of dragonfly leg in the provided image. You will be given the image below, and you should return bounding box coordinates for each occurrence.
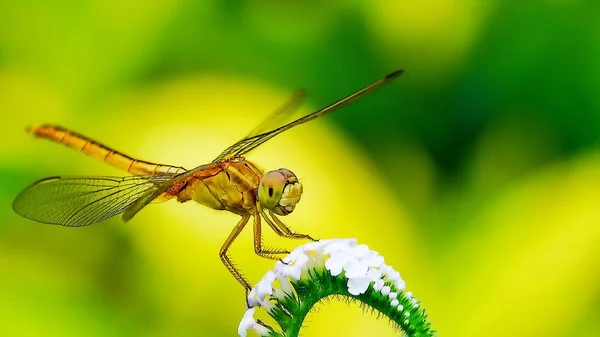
[260,210,287,236]
[252,214,290,260]
[219,214,252,291]
[268,210,318,242]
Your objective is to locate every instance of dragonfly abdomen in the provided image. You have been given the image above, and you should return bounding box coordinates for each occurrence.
[28,125,187,175]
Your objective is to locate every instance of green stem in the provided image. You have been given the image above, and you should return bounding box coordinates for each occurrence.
[238,239,435,337]
[280,269,434,337]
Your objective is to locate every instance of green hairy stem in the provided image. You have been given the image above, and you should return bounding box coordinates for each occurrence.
[238,239,435,337]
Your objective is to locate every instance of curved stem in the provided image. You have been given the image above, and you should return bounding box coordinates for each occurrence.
[238,239,435,337]
[284,271,433,337]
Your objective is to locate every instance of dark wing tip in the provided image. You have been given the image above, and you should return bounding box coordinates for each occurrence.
[386,69,404,80]
[11,196,22,214]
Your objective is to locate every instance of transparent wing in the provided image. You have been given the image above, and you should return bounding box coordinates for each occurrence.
[214,89,306,162]
[212,70,403,162]
[12,174,177,227]
[122,162,216,222]
[246,89,306,138]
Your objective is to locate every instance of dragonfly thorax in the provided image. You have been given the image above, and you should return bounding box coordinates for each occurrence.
[257,168,303,216]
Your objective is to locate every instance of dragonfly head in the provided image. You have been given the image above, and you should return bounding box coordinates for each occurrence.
[258,168,303,216]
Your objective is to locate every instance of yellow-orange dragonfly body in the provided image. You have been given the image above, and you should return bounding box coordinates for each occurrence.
[13,70,402,290]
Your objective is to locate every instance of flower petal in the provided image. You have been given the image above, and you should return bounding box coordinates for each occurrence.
[325,253,355,276]
[238,308,256,337]
[344,260,369,278]
[347,276,371,295]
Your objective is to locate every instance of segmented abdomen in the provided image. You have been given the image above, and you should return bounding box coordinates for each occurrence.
[29,124,186,175]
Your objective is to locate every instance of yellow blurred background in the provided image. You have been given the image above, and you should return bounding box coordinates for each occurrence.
[1,1,599,336]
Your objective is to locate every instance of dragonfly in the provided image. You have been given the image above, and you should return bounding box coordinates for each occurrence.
[12,70,403,291]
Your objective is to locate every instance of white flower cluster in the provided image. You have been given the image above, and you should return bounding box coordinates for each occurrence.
[238,238,418,337]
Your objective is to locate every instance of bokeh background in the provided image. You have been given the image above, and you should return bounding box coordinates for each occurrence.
[1,1,599,336]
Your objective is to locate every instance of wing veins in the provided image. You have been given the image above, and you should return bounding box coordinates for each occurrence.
[63,181,154,225]
[13,173,176,227]
[214,70,403,161]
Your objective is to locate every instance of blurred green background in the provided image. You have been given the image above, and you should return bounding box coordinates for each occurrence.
[1,1,599,336]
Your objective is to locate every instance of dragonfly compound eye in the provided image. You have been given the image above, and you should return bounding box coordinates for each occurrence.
[258,169,303,215]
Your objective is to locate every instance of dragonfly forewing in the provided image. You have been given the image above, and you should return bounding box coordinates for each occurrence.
[212,70,403,162]
[214,89,306,162]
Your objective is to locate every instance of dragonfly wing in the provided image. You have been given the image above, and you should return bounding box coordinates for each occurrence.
[121,186,163,222]
[245,89,306,138]
[12,174,176,227]
[213,70,403,161]
[122,162,215,222]
[214,89,306,162]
